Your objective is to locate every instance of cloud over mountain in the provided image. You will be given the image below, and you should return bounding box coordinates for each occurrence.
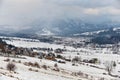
[0,0,120,32]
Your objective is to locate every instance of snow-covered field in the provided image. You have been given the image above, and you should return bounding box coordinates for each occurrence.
[0,54,119,80]
[4,38,75,50]
[0,56,87,80]
[0,37,120,80]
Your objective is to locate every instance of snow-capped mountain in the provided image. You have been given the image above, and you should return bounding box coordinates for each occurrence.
[88,28,120,44]
[0,19,120,37]
[79,27,120,36]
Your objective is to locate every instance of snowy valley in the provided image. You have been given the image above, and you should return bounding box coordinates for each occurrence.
[0,35,119,80]
[0,0,120,80]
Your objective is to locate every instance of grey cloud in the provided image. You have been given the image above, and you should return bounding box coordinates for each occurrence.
[48,0,117,8]
[0,0,119,31]
[0,0,3,6]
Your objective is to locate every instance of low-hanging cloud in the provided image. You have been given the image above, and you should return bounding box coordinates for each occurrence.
[0,0,120,31]
[0,0,2,6]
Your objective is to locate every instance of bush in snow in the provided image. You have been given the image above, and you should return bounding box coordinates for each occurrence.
[77,71,84,76]
[72,63,75,66]
[113,61,117,67]
[88,58,98,64]
[18,60,21,63]
[56,55,63,59]
[42,65,47,70]
[28,68,39,72]
[28,62,34,66]
[72,56,81,64]
[53,68,60,72]
[4,58,10,62]
[34,69,39,72]
[12,60,16,62]
[54,63,58,68]
[33,62,40,68]
[23,62,29,66]
[58,60,66,64]
[7,62,16,72]
[28,68,32,71]
[53,63,60,72]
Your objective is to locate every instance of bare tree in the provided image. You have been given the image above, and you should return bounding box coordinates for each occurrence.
[72,56,81,63]
[7,62,16,72]
[104,61,114,75]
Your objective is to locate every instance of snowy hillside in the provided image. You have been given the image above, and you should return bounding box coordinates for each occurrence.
[3,37,75,50]
[0,56,87,80]
[0,36,120,80]
[79,27,120,36]
[0,54,119,80]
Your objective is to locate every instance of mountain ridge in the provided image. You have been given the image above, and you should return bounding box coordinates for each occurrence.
[0,19,120,37]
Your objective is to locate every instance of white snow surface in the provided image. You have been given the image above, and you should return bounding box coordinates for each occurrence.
[0,36,120,80]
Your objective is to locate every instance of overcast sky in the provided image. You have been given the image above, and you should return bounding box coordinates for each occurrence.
[0,0,120,31]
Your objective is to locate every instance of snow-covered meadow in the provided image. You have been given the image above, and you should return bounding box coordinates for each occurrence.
[0,36,120,80]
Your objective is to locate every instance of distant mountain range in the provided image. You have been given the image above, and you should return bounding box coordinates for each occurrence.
[0,19,120,37]
[86,28,120,44]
